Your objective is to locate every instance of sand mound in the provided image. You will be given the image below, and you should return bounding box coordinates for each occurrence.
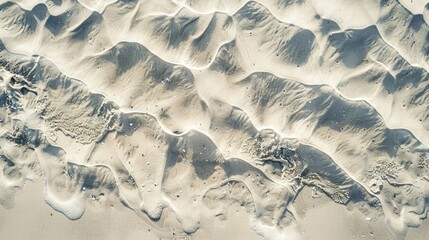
[1,0,429,239]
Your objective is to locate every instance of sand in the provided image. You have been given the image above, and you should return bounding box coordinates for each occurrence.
[0,181,158,240]
[1,0,429,239]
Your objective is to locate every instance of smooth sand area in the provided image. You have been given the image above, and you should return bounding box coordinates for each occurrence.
[0,181,158,240]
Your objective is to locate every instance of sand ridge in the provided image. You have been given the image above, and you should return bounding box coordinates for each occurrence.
[1,0,429,239]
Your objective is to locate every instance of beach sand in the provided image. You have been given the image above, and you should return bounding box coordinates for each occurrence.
[1,0,429,239]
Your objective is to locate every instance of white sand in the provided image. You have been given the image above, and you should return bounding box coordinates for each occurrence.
[0,181,158,240]
[0,0,429,239]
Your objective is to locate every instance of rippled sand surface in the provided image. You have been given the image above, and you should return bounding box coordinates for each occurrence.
[1,0,429,239]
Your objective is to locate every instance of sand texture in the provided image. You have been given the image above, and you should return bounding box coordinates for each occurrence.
[1,0,429,239]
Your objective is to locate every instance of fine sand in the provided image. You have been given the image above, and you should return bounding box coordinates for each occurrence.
[1,0,429,239]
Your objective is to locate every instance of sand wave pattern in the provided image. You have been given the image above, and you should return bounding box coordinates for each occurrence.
[1,0,429,239]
